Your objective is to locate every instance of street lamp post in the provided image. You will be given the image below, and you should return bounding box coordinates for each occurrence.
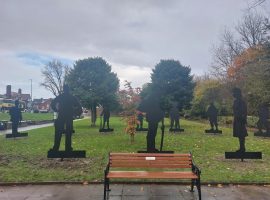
[29,79,33,111]
[30,79,32,101]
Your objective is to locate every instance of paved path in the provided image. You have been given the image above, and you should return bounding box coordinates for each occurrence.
[0,117,88,135]
[0,184,270,200]
[0,123,53,135]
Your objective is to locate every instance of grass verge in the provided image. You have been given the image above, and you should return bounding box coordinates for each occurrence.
[0,117,269,183]
[0,112,54,121]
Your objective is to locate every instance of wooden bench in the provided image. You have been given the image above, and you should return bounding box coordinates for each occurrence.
[104,153,201,200]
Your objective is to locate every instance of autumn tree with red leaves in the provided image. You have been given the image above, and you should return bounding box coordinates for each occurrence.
[227,45,265,82]
[118,81,141,143]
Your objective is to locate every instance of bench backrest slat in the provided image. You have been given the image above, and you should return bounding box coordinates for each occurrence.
[109,153,192,169]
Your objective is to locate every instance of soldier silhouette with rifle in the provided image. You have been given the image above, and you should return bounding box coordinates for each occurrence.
[138,91,172,153]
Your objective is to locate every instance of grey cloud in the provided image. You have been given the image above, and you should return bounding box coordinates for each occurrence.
[1,0,268,98]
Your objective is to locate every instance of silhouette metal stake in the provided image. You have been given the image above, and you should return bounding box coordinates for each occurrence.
[6,100,28,138]
[205,102,222,134]
[225,88,262,161]
[159,118,174,153]
[47,84,86,159]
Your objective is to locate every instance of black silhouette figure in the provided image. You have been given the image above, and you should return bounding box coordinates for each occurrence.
[101,106,110,129]
[50,85,82,152]
[10,100,22,134]
[232,88,248,153]
[99,106,113,132]
[205,103,222,134]
[145,95,163,152]
[169,101,184,132]
[254,102,270,136]
[136,111,148,131]
[137,112,144,129]
[6,100,28,138]
[137,91,172,153]
[225,88,262,161]
[170,102,180,129]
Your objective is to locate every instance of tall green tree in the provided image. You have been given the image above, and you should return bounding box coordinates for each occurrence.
[241,44,270,114]
[150,59,194,111]
[190,77,230,117]
[66,57,119,126]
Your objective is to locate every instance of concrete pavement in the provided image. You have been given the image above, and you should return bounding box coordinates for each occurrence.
[0,123,53,135]
[0,117,88,135]
[0,184,270,200]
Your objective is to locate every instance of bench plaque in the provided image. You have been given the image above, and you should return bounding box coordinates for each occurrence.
[145,157,156,160]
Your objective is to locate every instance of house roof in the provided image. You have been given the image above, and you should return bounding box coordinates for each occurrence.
[11,92,31,101]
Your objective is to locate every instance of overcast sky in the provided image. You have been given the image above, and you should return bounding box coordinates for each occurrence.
[0,0,269,98]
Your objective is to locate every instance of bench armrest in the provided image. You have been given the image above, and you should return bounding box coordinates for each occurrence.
[190,152,201,176]
[192,163,201,176]
[105,163,110,174]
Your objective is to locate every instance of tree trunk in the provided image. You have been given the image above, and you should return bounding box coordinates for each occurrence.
[130,134,135,144]
[90,104,97,126]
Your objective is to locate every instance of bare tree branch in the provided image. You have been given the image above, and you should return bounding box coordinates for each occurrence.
[236,12,269,48]
[40,60,70,97]
[247,0,266,10]
[211,10,269,80]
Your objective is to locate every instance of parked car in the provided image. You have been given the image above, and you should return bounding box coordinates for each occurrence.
[0,121,7,130]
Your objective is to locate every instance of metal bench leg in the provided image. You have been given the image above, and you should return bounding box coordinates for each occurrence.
[107,178,111,192]
[103,177,111,200]
[103,179,107,200]
[103,171,107,200]
[190,179,195,192]
[196,178,202,200]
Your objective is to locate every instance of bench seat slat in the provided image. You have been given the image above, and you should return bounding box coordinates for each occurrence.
[110,160,192,164]
[110,157,192,161]
[107,171,198,179]
[110,153,191,157]
[110,163,191,167]
[110,164,191,168]
[110,160,191,164]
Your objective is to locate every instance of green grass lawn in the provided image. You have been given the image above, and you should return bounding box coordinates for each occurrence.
[0,112,54,121]
[0,117,270,183]
[192,115,259,128]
